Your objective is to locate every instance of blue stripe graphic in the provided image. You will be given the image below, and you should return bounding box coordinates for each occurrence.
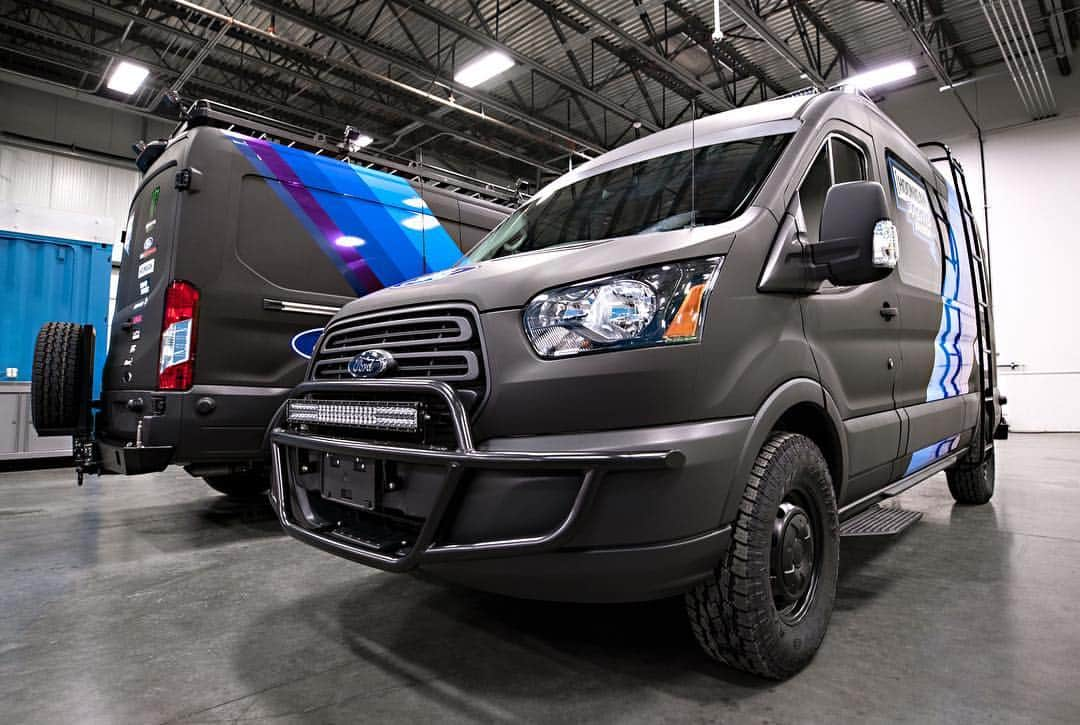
[926,180,977,402]
[226,131,462,295]
[904,434,961,476]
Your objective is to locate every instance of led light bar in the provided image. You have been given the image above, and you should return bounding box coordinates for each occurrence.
[287,400,420,432]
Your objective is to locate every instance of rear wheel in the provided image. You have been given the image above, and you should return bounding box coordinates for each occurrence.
[203,470,270,499]
[946,448,995,505]
[686,432,839,679]
[31,322,93,435]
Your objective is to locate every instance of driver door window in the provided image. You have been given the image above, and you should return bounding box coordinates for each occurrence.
[796,136,868,244]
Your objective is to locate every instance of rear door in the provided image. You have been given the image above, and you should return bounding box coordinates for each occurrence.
[104,161,180,391]
[214,135,481,390]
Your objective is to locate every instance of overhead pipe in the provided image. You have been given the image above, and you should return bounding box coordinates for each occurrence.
[997,0,1052,115]
[1008,0,1057,112]
[978,0,1038,116]
[978,0,1057,118]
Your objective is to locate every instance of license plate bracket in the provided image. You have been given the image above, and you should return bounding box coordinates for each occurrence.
[321,454,381,510]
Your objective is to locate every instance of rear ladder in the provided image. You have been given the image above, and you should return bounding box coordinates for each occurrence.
[919,141,997,456]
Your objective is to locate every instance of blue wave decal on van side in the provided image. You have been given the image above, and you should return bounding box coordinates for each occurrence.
[888,157,977,404]
[904,434,961,476]
[290,328,324,359]
[227,133,462,296]
[929,182,977,401]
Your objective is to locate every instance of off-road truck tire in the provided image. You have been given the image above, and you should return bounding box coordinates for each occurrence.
[946,448,995,505]
[686,432,839,679]
[31,322,91,435]
[203,471,270,499]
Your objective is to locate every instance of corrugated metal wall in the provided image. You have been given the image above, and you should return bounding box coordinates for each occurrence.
[0,142,140,327]
[0,143,139,245]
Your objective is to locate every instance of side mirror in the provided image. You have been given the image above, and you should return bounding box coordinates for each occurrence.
[810,181,898,286]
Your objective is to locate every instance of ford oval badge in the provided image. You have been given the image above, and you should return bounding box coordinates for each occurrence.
[347,349,396,378]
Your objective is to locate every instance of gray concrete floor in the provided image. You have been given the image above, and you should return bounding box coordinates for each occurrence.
[1,433,1078,724]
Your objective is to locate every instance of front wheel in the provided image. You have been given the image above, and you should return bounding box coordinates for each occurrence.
[686,432,839,679]
[203,470,270,499]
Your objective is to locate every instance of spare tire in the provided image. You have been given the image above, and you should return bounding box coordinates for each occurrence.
[31,322,95,436]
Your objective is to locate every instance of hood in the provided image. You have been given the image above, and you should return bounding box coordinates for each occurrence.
[333,208,762,319]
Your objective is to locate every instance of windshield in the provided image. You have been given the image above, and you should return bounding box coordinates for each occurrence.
[464,133,791,263]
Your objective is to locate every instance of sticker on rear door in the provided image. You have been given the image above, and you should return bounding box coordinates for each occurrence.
[138,259,155,278]
[160,319,192,369]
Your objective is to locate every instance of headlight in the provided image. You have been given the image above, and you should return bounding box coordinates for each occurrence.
[524,257,723,358]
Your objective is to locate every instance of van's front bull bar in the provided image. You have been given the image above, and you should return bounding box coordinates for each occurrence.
[269,379,684,572]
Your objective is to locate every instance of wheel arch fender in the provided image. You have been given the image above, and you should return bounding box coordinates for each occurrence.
[721,378,849,524]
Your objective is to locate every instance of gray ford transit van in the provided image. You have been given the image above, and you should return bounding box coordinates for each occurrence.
[267,89,1003,678]
[30,101,507,496]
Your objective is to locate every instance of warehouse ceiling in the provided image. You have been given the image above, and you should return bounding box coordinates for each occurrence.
[0,0,1075,193]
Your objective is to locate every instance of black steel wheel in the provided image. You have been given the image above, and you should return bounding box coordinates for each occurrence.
[686,432,839,679]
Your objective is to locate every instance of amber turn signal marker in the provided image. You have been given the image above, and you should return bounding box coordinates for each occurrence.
[664,283,706,340]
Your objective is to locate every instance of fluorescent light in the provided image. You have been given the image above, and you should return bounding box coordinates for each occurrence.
[347,135,373,152]
[107,61,150,95]
[344,126,374,152]
[454,50,514,88]
[841,60,917,91]
[335,236,366,248]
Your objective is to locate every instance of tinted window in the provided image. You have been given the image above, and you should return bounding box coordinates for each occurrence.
[797,146,832,245]
[796,135,867,245]
[831,138,865,183]
[465,134,791,262]
[886,154,942,293]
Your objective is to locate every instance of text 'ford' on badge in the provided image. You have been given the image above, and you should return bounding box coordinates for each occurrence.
[347,349,396,378]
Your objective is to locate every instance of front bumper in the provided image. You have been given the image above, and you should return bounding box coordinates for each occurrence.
[271,379,746,601]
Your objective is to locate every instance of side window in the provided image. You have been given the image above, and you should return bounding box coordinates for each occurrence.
[795,135,867,245]
[797,146,832,245]
[885,153,942,293]
[831,138,865,183]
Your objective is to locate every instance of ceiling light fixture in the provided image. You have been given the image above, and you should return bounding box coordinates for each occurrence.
[841,60,917,91]
[343,125,374,152]
[454,50,515,88]
[107,61,150,95]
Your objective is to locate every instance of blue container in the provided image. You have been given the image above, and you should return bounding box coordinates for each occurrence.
[0,231,112,397]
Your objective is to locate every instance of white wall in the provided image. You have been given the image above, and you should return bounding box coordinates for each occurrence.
[880,64,1080,432]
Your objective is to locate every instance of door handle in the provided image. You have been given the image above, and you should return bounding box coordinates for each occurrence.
[880,302,898,320]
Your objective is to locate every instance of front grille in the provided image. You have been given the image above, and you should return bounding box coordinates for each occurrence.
[310,305,486,418]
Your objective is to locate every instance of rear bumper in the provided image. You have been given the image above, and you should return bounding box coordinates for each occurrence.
[97,384,291,473]
[271,379,749,602]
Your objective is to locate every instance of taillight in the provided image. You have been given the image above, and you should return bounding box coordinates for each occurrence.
[158,280,199,390]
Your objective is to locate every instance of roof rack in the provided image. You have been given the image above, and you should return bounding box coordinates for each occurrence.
[775,86,821,100]
[178,99,518,206]
[774,85,877,103]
